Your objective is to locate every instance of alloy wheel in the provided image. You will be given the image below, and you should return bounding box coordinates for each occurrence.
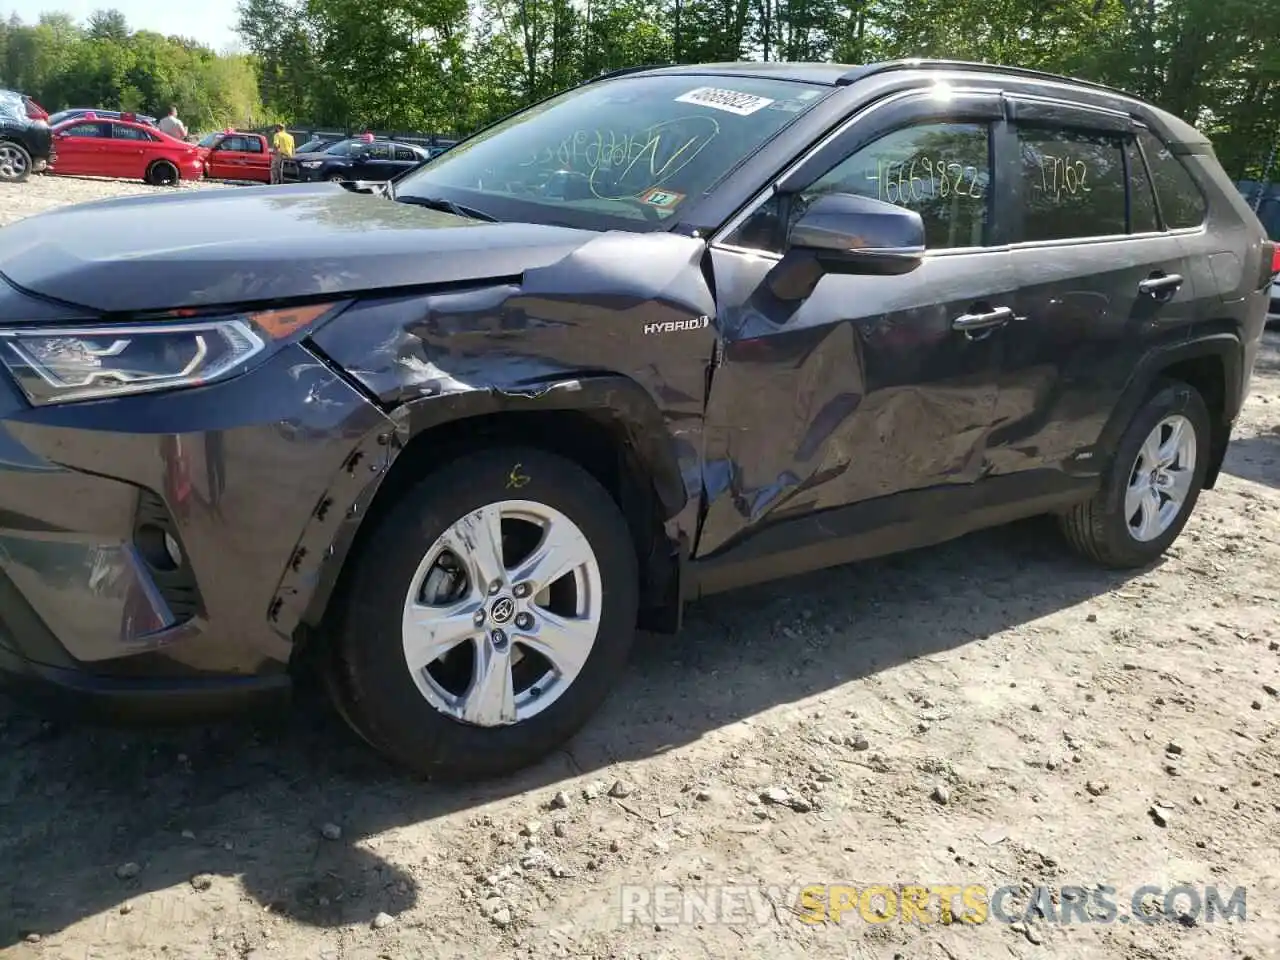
[1125,414,1196,542]
[0,144,29,181]
[400,499,602,726]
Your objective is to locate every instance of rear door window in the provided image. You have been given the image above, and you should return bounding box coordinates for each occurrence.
[1015,125,1126,241]
[1138,130,1207,229]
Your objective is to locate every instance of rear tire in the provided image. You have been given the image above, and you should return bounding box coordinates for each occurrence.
[1059,378,1210,568]
[330,446,639,780]
[0,141,32,184]
[146,160,179,186]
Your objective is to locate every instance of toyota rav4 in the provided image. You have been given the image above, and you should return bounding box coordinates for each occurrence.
[0,60,1271,779]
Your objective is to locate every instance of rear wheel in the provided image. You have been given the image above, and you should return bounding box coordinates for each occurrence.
[330,446,639,779]
[0,141,32,184]
[146,159,179,186]
[1059,379,1210,568]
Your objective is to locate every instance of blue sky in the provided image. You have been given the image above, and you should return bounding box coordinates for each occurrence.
[6,1,241,51]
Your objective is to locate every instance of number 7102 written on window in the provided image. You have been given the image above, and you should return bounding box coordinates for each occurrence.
[1034,154,1090,202]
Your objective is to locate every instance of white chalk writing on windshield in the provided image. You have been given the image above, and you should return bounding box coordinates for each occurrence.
[522,116,719,201]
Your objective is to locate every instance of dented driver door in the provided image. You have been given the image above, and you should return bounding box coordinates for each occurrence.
[693,95,1017,562]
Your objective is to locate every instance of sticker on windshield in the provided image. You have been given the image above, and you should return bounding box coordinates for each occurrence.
[674,87,775,116]
[640,187,685,208]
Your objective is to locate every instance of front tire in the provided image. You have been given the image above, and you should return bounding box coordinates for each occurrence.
[330,447,639,779]
[1059,378,1210,568]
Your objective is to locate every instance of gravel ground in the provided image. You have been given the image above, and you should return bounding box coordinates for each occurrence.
[2,176,1279,960]
[0,175,225,228]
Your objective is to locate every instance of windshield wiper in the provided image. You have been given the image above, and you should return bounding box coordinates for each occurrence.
[395,194,497,222]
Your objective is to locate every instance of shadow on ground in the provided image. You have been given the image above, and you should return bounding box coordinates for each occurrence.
[0,516,1149,945]
[1223,431,1280,489]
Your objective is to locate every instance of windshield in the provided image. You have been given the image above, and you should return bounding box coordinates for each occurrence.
[325,140,358,156]
[394,73,829,231]
[198,132,220,148]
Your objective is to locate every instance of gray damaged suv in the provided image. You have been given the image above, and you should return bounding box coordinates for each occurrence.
[0,60,1272,779]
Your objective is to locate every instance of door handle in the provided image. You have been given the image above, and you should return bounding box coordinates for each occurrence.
[952,305,1015,333]
[1138,273,1183,297]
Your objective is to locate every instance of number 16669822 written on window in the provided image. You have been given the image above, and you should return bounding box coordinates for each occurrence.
[868,157,985,204]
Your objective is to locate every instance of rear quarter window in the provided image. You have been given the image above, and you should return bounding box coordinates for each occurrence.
[1138,130,1207,229]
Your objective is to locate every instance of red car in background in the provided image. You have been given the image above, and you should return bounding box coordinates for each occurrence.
[49,114,203,185]
[197,130,271,182]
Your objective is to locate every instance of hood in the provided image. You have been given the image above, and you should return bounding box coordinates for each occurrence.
[0,183,600,314]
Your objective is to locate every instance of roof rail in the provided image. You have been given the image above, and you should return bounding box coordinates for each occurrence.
[835,59,1138,100]
[584,63,670,85]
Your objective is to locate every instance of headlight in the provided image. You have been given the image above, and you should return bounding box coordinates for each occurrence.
[0,304,338,405]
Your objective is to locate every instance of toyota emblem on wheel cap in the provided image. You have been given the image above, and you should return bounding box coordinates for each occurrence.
[490,596,515,624]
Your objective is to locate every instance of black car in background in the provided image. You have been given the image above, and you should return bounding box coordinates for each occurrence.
[1237,180,1280,323]
[0,93,52,183]
[281,137,430,182]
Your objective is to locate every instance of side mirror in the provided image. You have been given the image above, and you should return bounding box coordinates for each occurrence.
[788,192,925,276]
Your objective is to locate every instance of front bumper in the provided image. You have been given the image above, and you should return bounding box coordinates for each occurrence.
[0,300,394,718]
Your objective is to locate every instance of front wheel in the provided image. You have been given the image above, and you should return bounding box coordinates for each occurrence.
[330,447,639,779]
[1059,378,1210,568]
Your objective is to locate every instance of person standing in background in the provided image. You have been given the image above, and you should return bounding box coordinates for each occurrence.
[158,105,187,140]
[270,124,295,184]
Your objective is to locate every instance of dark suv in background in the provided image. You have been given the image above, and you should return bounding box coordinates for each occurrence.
[0,60,1270,780]
[1238,180,1280,323]
[0,91,53,183]
[281,137,430,182]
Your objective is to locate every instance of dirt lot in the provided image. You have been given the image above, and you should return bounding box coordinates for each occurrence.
[0,176,223,228]
[1,176,1278,960]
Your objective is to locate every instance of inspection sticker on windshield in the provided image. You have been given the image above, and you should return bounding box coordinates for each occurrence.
[674,86,774,116]
[640,187,685,208]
